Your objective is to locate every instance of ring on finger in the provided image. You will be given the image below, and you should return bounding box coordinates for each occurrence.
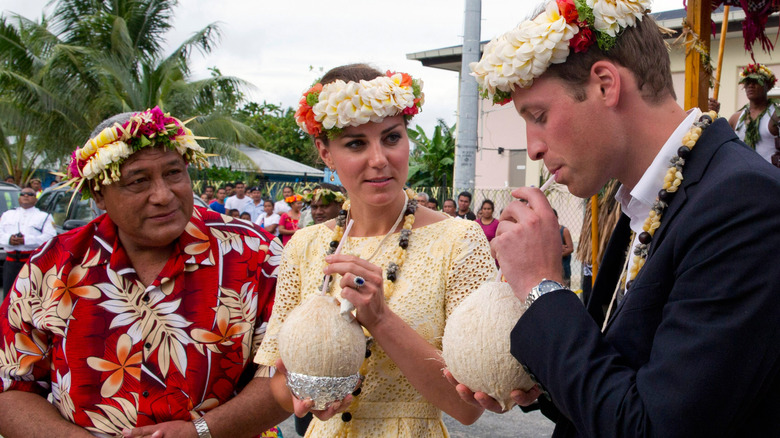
[352,275,366,289]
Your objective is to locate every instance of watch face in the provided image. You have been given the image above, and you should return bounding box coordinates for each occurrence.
[538,280,564,293]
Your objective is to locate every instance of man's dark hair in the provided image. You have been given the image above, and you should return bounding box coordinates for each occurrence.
[457,191,472,202]
[234,181,244,186]
[545,15,675,104]
[225,183,234,189]
[429,198,439,209]
[205,185,215,191]
[443,199,456,207]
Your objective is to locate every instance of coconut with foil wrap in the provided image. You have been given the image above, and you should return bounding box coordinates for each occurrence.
[442,281,535,411]
[278,294,366,409]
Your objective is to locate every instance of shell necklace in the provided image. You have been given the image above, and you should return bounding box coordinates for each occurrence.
[625,111,718,289]
[327,188,417,299]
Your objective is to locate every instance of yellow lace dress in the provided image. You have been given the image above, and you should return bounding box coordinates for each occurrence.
[254,218,496,437]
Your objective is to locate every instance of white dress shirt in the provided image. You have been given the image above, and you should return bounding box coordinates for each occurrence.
[0,206,57,252]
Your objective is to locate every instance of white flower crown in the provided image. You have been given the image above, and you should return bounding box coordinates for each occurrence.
[295,71,424,137]
[470,0,651,104]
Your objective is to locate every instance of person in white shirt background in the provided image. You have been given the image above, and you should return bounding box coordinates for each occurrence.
[0,187,56,299]
[242,186,266,222]
[224,180,253,212]
[255,199,280,236]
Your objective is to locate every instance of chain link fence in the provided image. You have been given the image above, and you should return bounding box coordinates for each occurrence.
[415,186,587,292]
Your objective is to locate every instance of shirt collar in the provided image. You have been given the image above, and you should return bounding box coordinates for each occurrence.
[616,108,702,233]
[86,208,216,270]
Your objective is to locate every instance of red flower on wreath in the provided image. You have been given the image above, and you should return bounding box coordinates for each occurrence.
[570,25,595,53]
[294,83,323,137]
[556,0,579,24]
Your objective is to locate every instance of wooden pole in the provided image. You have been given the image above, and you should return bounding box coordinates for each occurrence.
[590,195,599,285]
[713,5,730,100]
[684,0,712,110]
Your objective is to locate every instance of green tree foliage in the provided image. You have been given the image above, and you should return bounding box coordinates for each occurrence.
[235,101,320,168]
[407,119,455,188]
[0,0,259,184]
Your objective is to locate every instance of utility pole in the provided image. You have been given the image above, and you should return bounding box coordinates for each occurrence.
[453,0,481,192]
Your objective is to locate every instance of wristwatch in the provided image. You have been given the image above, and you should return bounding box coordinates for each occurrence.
[193,417,212,438]
[526,279,568,306]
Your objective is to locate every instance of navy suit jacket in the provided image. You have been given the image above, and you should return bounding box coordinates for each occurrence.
[510,118,780,437]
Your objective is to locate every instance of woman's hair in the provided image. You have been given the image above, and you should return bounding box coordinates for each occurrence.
[481,199,495,211]
[546,15,675,104]
[320,63,383,86]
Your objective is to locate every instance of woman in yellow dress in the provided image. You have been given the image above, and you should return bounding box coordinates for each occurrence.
[254,63,496,437]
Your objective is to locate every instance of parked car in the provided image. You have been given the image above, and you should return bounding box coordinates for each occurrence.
[37,183,210,234]
[0,182,21,279]
[36,183,103,234]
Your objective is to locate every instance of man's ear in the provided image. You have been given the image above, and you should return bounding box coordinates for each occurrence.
[591,61,621,107]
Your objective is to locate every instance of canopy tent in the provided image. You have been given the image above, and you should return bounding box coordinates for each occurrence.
[209,145,324,182]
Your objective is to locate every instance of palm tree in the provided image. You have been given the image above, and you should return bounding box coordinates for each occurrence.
[407,119,456,188]
[0,0,260,182]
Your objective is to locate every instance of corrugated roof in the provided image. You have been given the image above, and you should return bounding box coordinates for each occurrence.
[209,145,324,177]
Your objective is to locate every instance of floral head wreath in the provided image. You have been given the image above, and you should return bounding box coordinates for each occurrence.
[67,106,210,199]
[470,0,652,105]
[294,71,424,138]
[285,194,304,204]
[739,63,777,88]
[303,187,347,206]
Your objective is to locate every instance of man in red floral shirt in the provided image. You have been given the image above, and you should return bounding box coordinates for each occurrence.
[0,108,297,437]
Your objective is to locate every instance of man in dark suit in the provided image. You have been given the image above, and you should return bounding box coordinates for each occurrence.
[449,1,780,437]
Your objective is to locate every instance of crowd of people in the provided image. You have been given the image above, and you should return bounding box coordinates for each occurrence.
[0,0,778,437]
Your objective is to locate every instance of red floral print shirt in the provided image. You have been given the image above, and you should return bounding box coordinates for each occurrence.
[0,206,282,436]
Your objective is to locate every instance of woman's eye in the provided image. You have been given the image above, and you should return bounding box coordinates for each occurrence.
[385,132,402,144]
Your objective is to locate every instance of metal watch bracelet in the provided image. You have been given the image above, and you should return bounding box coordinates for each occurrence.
[193,417,212,438]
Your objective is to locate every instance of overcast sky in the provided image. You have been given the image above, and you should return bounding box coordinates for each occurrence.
[3,0,683,134]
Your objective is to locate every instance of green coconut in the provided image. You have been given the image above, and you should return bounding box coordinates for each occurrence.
[442,281,535,410]
[278,294,365,377]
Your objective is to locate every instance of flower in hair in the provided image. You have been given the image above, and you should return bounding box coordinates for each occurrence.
[470,0,650,104]
[67,106,209,199]
[294,71,424,137]
[285,194,304,204]
[739,63,777,88]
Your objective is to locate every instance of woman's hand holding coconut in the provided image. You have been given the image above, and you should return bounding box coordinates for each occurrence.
[272,359,355,420]
[444,368,543,413]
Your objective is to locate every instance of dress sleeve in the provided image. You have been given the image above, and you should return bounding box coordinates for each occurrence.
[444,221,496,318]
[0,258,54,396]
[253,233,304,367]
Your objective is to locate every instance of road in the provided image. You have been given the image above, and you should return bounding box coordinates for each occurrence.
[277,408,555,437]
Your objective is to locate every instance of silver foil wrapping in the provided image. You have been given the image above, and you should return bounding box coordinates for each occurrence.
[286,371,363,410]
